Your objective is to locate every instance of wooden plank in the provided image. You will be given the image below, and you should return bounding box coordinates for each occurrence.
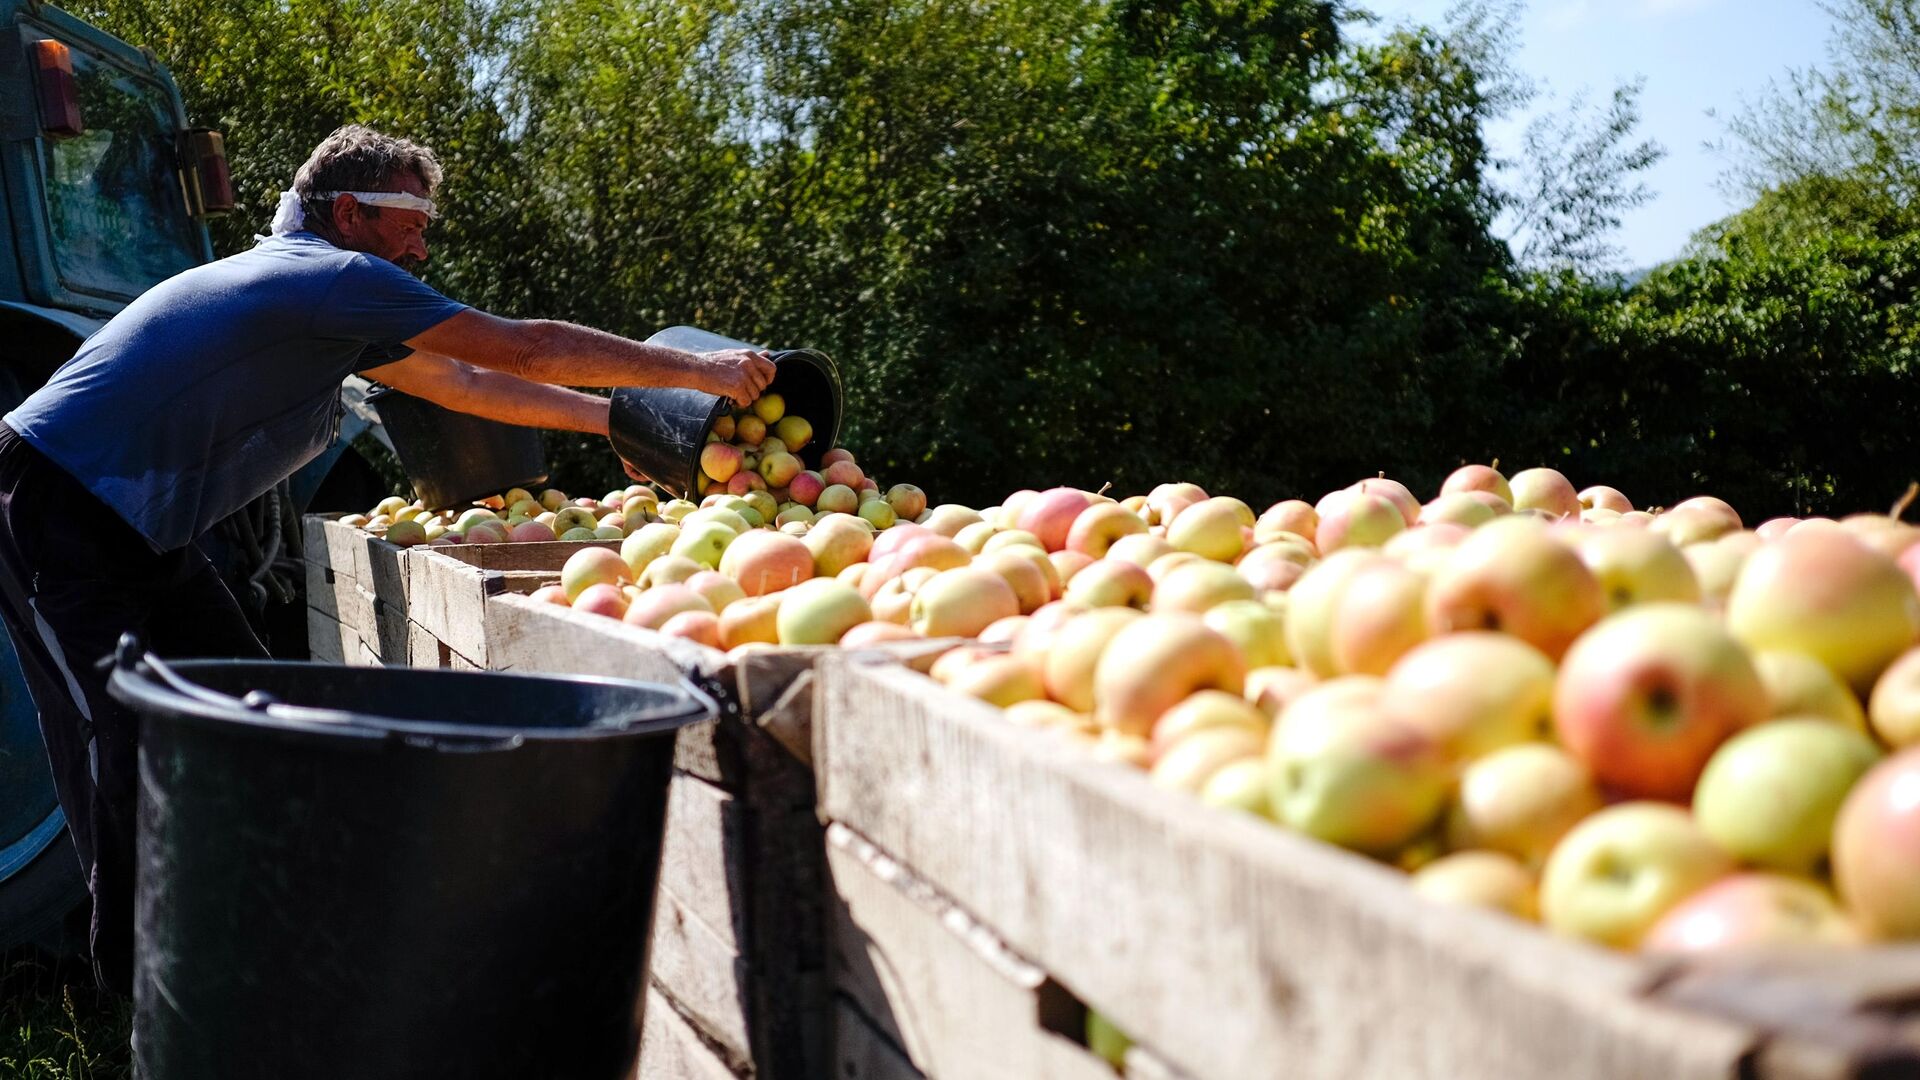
[659,773,746,957]
[320,518,374,589]
[306,608,346,664]
[638,987,743,1080]
[404,549,500,666]
[828,823,1121,1080]
[370,592,409,664]
[329,580,377,656]
[351,633,384,668]
[649,886,753,1063]
[484,593,731,781]
[406,620,450,669]
[815,659,1760,1080]
[364,531,410,608]
[303,551,339,621]
[834,998,922,1080]
[430,538,618,572]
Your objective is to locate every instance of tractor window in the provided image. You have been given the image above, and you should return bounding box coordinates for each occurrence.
[40,44,201,299]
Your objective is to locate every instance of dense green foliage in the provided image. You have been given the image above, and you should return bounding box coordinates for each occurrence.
[62,0,1920,520]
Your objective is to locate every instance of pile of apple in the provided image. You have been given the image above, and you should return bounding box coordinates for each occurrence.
[353,444,1920,953]
[337,483,666,546]
[335,393,910,547]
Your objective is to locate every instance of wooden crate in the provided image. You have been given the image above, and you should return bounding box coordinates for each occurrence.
[300,515,611,667]
[484,593,840,1080]
[813,657,1920,1080]
[302,517,409,665]
[400,539,616,668]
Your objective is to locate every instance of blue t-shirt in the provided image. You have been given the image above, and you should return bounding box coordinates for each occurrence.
[5,232,467,550]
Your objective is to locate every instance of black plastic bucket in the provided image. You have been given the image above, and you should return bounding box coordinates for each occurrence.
[107,637,714,1080]
[366,387,550,509]
[609,326,844,497]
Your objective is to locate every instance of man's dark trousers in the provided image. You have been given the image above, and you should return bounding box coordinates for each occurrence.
[0,422,267,992]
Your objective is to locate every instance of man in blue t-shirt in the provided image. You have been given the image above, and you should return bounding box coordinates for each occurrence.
[0,125,776,991]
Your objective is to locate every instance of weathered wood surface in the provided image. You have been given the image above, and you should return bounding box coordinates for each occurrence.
[303,519,406,663]
[425,538,617,571]
[828,823,1123,1080]
[814,658,1795,1080]
[304,520,609,667]
[639,986,742,1080]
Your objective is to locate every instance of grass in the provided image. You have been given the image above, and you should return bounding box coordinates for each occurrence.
[0,950,130,1080]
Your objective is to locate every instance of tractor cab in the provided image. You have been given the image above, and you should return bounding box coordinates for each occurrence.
[0,0,229,953]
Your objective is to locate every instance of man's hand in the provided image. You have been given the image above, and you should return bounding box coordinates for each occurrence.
[691,349,777,408]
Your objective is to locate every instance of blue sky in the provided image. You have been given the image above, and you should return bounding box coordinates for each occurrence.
[1358,0,1837,269]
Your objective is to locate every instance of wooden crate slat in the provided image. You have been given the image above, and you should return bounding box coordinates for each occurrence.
[660,773,747,956]
[828,823,1123,1080]
[815,658,1760,1080]
[639,987,744,1080]
[650,887,754,1064]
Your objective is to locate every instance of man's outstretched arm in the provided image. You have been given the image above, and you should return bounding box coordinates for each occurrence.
[405,310,776,406]
[359,351,613,434]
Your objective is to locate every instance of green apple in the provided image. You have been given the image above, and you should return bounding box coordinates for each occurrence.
[683,506,751,536]
[1168,496,1254,562]
[671,521,737,569]
[1201,599,1289,670]
[1693,718,1881,874]
[1379,631,1554,763]
[1727,528,1920,694]
[1283,548,1388,678]
[1446,742,1604,868]
[775,578,872,645]
[1199,758,1274,817]
[1574,528,1700,611]
[1869,646,1920,747]
[1540,802,1734,948]
[620,523,680,579]
[1267,676,1447,856]
[1753,649,1869,731]
[1411,850,1537,920]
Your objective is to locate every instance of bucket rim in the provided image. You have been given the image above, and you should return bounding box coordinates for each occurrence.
[108,651,713,750]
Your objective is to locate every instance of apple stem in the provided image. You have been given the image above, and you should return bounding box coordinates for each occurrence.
[1489,457,1501,472]
[1892,482,1918,522]
[1096,481,1113,497]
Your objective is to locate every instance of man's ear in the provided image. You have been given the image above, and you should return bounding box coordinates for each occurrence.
[332,193,362,231]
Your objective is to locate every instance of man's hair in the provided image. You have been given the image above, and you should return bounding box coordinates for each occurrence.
[292,125,442,232]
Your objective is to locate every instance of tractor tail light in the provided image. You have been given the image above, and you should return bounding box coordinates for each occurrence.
[184,129,234,218]
[31,40,81,139]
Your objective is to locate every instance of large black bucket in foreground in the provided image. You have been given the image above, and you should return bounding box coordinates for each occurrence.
[107,637,714,1080]
[610,325,843,497]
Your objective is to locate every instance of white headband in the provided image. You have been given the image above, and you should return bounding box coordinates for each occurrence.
[264,188,439,238]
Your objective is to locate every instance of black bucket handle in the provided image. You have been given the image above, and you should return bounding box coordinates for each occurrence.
[107,634,718,753]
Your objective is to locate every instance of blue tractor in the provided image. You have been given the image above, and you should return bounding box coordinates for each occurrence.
[0,4,380,952]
